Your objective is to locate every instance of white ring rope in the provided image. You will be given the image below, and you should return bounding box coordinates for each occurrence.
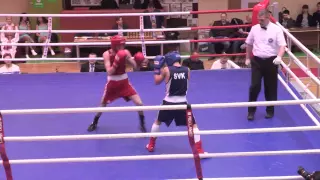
[285,48,320,86]
[1,149,319,164]
[281,62,317,100]
[42,17,53,58]
[3,126,320,142]
[277,72,320,126]
[1,99,320,115]
[276,22,320,66]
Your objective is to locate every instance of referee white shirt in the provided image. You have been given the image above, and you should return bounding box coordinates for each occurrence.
[245,22,287,58]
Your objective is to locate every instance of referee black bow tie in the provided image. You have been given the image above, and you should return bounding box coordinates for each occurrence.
[261,27,267,30]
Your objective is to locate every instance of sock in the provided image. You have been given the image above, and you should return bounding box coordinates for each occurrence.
[193,127,201,143]
[151,123,160,132]
[139,114,145,125]
[93,114,101,125]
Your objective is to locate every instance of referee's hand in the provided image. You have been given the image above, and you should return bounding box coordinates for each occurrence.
[245,58,250,66]
[273,56,282,65]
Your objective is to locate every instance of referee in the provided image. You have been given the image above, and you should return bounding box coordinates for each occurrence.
[245,9,286,121]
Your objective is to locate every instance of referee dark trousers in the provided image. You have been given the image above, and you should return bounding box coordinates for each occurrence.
[249,56,278,115]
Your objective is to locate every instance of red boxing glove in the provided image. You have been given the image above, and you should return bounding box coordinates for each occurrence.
[134,52,145,66]
[113,50,127,68]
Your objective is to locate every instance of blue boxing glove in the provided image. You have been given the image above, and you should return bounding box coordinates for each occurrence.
[154,55,165,75]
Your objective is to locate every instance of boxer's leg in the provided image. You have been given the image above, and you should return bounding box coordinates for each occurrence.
[87,82,115,132]
[128,94,146,132]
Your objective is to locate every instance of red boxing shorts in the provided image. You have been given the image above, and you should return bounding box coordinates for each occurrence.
[102,78,137,104]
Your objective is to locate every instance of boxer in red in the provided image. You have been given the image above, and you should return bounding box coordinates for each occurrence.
[87,35,147,132]
[251,0,276,25]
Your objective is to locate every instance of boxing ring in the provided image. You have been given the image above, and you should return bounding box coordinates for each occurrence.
[1,2,320,180]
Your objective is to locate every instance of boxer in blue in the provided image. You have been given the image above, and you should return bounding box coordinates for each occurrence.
[145,34,205,153]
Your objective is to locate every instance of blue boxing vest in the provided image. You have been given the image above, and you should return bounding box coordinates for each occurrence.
[164,66,188,103]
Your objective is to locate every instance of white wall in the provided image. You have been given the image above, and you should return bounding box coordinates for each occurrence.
[0,0,29,22]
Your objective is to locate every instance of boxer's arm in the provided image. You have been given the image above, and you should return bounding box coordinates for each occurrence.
[154,67,167,85]
[124,49,138,70]
[103,51,115,75]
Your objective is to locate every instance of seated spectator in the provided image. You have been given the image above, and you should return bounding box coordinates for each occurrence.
[209,13,232,55]
[230,18,246,55]
[296,5,315,27]
[313,2,320,25]
[36,17,55,56]
[280,10,295,28]
[0,54,20,74]
[1,17,16,38]
[109,17,128,36]
[18,13,37,58]
[1,21,19,58]
[182,51,204,70]
[211,53,234,70]
[80,53,106,72]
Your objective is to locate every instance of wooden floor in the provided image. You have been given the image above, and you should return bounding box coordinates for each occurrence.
[292,77,320,97]
[18,62,81,73]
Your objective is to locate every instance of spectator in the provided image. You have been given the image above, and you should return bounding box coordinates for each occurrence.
[133,0,142,9]
[36,17,55,56]
[1,16,16,39]
[110,17,129,36]
[142,0,163,10]
[18,13,37,58]
[280,10,295,28]
[91,0,118,9]
[211,53,234,70]
[0,54,20,74]
[296,5,315,27]
[230,18,246,55]
[1,18,19,58]
[209,13,232,54]
[80,53,106,72]
[313,2,320,26]
[182,51,204,70]
[143,2,164,29]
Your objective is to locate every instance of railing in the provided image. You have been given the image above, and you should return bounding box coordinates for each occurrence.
[271,2,320,114]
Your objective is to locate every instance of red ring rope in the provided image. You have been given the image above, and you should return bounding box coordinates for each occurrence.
[0,113,13,180]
